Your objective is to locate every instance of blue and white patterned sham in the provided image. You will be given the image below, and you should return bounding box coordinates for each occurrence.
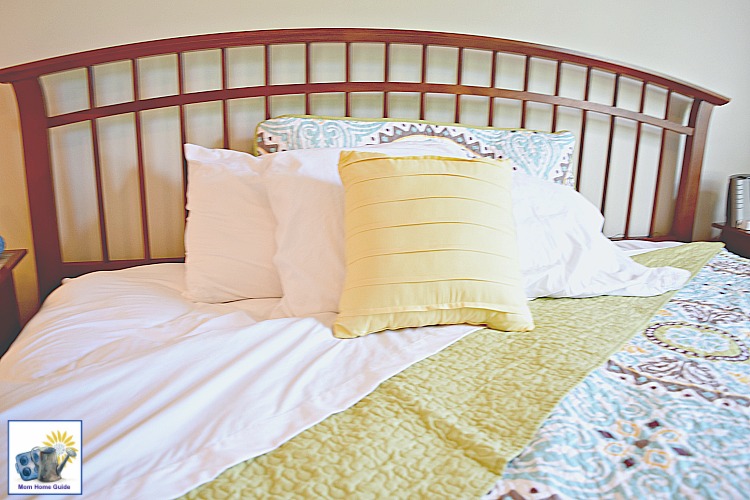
[254,115,577,186]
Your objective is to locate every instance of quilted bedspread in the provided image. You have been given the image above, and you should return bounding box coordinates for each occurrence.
[183,243,737,499]
[487,247,750,499]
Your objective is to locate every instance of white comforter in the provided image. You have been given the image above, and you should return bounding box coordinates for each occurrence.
[0,264,478,498]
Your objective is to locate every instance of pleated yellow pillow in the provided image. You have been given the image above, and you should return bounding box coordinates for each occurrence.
[333,151,535,339]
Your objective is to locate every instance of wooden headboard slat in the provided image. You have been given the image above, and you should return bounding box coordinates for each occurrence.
[550,61,562,132]
[85,66,110,263]
[649,89,674,238]
[130,58,152,262]
[623,84,649,239]
[418,44,427,121]
[344,42,352,117]
[575,67,594,192]
[263,44,271,120]
[304,42,312,115]
[486,51,497,126]
[599,74,622,217]
[220,48,230,150]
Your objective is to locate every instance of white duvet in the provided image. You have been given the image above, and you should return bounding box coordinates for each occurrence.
[0,264,478,498]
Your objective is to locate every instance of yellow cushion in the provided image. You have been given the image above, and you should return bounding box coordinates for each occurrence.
[333,152,535,338]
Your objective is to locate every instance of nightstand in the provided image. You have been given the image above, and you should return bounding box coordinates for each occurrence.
[0,249,26,356]
[712,223,750,259]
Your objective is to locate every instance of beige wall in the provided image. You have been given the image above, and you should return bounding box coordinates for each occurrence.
[1,0,749,320]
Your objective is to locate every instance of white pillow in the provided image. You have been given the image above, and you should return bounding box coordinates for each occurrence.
[264,139,473,318]
[265,146,690,317]
[512,172,690,298]
[183,144,281,303]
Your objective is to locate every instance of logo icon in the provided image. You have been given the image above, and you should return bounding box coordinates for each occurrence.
[14,448,40,481]
[8,421,82,495]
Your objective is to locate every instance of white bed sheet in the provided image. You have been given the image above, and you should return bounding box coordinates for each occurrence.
[0,264,479,498]
[613,239,684,256]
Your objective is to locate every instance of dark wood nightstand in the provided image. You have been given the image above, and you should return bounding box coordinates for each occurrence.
[1,249,27,356]
[712,223,750,259]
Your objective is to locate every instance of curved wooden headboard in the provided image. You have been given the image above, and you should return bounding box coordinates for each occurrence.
[0,28,730,299]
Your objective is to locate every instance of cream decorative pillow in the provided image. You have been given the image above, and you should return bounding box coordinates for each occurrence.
[333,152,535,338]
[255,115,577,185]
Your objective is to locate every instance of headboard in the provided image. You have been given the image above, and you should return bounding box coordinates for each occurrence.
[0,28,730,300]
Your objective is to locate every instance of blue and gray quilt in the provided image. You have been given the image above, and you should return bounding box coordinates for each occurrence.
[488,249,750,499]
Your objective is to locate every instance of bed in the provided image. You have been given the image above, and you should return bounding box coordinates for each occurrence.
[0,28,746,499]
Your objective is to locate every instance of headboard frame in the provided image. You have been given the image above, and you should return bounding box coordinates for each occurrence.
[0,28,730,300]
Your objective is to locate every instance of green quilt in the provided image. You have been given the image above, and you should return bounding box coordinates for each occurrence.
[183,242,722,499]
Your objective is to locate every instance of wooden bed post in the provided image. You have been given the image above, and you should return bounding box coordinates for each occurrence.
[11,77,63,300]
[672,99,716,242]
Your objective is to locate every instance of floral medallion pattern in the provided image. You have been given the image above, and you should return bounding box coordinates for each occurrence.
[643,321,749,362]
[485,250,750,499]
